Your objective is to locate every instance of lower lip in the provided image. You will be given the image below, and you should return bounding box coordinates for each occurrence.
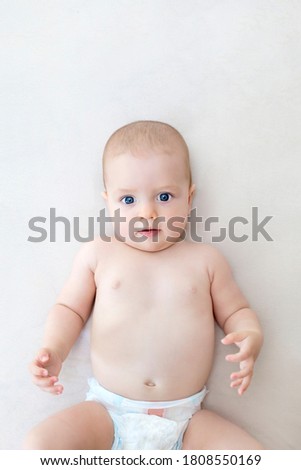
[138,230,160,238]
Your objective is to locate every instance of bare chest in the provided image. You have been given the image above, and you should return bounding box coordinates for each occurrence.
[93,245,213,329]
[99,256,209,303]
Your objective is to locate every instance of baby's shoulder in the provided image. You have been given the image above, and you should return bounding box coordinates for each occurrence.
[187,241,223,257]
[74,236,110,272]
[187,241,230,271]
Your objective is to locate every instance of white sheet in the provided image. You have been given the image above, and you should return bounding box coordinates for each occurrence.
[1,0,301,450]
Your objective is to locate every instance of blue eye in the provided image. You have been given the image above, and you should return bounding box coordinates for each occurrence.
[121,195,135,205]
[158,192,172,202]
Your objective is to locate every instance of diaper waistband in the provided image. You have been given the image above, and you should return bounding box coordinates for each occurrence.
[86,378,208,421]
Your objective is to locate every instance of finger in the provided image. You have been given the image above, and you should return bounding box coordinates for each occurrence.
[238,375,251,396]
[34,349,50,366]
[221,331,248,345]
[42,383,64,395]
[231,366,253,381]
[33,375,64,395]
[30,364,49,377]
[230,378,243,389]
[225,346,254,369]
[32,375,58,388]
[225,350,250,363]
[37,351,50,364]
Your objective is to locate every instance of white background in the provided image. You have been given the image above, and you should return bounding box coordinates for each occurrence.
[0,0,300,449]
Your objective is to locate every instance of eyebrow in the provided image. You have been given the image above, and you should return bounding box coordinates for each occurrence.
[156,185,179,192]
[114,185,179,194]
[115,188,136,193]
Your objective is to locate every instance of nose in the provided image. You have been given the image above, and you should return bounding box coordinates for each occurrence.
[138,201,157,220]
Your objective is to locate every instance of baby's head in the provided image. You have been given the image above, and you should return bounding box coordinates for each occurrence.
[102,120,192,188]
[102,120,195,251]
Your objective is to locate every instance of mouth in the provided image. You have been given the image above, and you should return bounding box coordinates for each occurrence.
[136,228,161,237]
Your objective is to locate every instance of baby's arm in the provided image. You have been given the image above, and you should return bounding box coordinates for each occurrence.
[29,241,96,394]
[207,246,263,395]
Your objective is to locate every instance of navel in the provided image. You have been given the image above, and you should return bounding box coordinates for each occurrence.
[144,380,156,387]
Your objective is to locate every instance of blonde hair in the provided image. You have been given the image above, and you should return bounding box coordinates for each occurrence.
[102,120,192,188]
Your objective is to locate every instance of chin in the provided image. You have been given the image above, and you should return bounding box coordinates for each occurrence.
[125,239,174,253]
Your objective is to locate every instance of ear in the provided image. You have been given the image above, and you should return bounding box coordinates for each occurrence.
[188,184,195,206]
[102,191,108,201]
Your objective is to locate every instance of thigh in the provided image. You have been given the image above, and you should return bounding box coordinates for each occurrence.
[182,409,264,450]
[23,401,114,450]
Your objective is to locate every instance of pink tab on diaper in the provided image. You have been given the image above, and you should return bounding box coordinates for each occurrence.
[147,408,164,417]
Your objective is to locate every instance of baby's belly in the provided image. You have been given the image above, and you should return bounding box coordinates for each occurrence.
[90,304,215,401]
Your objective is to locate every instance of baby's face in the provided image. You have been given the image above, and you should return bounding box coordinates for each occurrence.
[103,149,194,252]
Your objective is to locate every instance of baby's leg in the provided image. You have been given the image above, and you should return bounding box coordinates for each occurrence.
[182,410,264,450]
[23,401,114,450]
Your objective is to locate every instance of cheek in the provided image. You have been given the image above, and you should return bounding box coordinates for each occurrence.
[109,206,135,234]
[107,201,126,217]
[165,200,190,218]
[105,198,116,212]
[160,209,188,233]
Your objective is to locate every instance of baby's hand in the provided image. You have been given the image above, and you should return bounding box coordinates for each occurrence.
[29,348,63,395]
[221,330,262,396]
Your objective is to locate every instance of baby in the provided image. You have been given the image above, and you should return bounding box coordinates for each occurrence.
[24,121,264,450]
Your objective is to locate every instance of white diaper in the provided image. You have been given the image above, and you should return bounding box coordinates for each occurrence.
[86,378,208,450]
